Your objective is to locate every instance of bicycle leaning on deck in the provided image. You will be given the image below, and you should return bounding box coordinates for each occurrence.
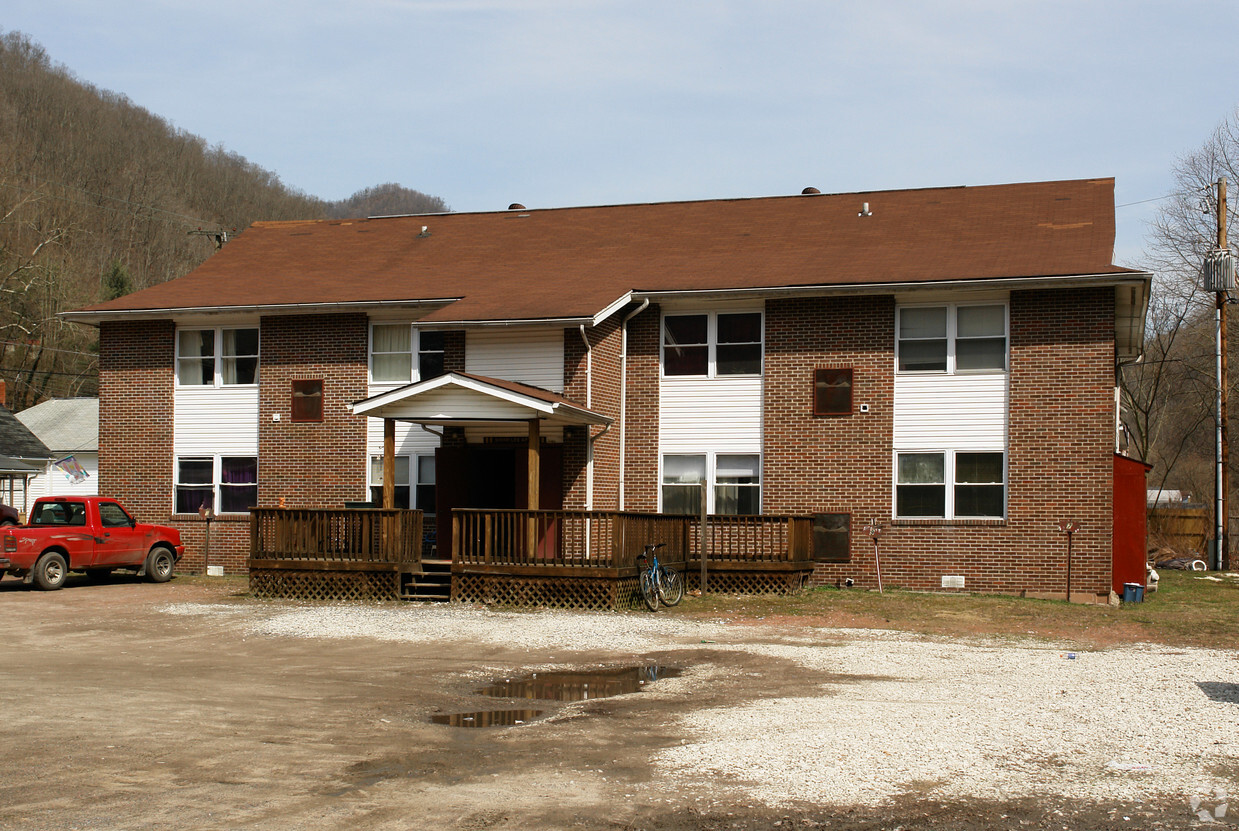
[636,542,685,611]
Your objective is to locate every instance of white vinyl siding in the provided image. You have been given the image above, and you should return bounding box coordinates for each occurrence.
[659,377,762,454]
[466,328,564,393]
[366,418,441,506]
[174,386,259,456]
[893,375,1007,449]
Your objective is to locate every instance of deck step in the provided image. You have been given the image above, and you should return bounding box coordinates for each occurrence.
[401,560,453,602]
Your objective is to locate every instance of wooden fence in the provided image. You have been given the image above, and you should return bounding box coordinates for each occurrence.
[1146,505,1209,556]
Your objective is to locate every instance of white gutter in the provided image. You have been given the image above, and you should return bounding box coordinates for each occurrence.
[618,298,650,510]
[629,272,1152,304]
[59,298,460,325]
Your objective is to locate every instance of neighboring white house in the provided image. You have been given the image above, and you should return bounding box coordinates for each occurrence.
[15,398,99,501]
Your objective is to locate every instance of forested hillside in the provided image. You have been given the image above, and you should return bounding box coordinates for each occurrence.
[0,30,447,409]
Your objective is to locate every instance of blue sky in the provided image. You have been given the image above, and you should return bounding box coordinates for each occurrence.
[6,0,1237,265]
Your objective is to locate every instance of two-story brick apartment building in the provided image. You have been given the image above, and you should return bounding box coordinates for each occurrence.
[64,177,1150,600]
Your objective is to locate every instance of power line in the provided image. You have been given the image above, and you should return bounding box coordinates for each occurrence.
[1116,194,1173,209]
[0,340,98,358]
[0,176,220,231]
[0,365,98,381]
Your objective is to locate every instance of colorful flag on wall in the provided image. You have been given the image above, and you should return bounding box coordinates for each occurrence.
[53,455,89,485]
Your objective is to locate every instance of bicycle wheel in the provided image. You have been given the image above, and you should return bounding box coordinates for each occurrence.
[639,568,660,611]
[658,567,685,606]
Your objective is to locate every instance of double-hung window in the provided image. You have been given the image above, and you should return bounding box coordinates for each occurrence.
[177,328,259,386]
[663,312,762,377]
[176,456,258,514]
[369,454,436,513]
[896,305,1006,373]
[895,451,1005,519]
[370,324,446,384]
[661,453,761,515]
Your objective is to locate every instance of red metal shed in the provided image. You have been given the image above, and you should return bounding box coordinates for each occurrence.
[1113,453,1153,594]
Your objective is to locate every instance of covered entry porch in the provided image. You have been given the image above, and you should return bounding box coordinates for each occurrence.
[352,372,612,599]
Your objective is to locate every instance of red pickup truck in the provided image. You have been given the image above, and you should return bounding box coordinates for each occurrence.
[1,496,185,590]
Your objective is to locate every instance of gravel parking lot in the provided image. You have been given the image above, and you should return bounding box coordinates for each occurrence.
[1,577,1235,830]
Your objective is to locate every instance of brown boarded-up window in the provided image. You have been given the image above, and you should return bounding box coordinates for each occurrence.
[291,379,324,422]
[813,513,851,562]
[813,368,853,416]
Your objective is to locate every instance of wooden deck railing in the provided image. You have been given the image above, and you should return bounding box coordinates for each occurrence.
[452,509,812,569]
[695,515,814,563]
[452,510,691,569]
[250,507,423,567]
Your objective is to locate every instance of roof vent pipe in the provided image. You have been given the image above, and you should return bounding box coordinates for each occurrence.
[508,203,526,210]
[801,187,820,195]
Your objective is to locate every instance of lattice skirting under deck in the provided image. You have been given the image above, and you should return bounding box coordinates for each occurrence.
[452,573,644,611]
[684,568,808,596]
[249,569,400,602]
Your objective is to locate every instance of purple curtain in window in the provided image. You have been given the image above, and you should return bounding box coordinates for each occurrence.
[220,457,258,513]
[221,458,257,484]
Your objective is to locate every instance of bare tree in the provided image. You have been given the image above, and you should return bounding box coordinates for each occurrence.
[1122,107,1239,505]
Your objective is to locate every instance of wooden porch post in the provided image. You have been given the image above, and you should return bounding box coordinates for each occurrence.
[527,418,540,557]
[527,418,541,509]
[383,417,395,509]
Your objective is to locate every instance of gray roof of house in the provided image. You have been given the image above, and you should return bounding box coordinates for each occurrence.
[0,405,53,460]
[15,398,98,453]
[0,454,42,475]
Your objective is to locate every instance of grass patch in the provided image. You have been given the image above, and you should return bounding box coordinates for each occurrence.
[669,570,1239,650]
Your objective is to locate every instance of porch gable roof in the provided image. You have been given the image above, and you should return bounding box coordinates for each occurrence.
[350,372,611,427]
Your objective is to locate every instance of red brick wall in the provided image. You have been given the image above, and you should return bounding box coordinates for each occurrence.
[622,305,661,511]
[563,318,623,510]
[256,314,368,511]
[762,288,1117,599]
[98,320,175,524]
[443,330,465,373]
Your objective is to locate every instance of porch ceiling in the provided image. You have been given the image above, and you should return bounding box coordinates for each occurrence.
[350,372,611,427]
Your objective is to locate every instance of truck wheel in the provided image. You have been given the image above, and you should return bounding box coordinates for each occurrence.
[145,547,175,583]
[34,552,68,591]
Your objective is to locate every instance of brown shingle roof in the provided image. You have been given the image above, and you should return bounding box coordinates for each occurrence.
[73,178,1138,323]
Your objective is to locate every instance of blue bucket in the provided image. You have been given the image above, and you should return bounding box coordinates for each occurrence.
[1122,583,1145,603]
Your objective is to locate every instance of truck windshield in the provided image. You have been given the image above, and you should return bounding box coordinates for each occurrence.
[32,502,87,527]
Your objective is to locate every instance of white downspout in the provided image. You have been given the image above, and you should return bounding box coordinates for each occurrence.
[579,325,594,510]
[618,298,650,510]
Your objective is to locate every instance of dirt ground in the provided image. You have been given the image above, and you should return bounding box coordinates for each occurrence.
[0,576,1221,831]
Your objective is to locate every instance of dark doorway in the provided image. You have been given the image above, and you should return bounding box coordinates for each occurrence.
[436,441,564,558]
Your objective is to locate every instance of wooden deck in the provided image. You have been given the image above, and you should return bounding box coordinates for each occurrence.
[248,507,423,601]
[247,507,813,607]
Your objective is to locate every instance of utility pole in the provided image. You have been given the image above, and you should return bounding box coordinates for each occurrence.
[1206,177,1234,570]
[1219,177,1231,571]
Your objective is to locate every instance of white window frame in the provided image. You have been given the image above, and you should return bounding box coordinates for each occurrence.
[892,449,1007,520]
[175,326,260,388]
[661,310,763,379]
[174,455,258,515]
[368,452,436,512]
[369,323,444,385]
[895,303,1008,375]
[659,452,762,515]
